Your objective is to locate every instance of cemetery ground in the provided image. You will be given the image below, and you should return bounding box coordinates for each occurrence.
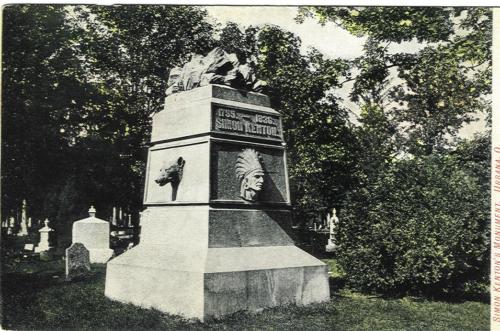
[1,250,489,331]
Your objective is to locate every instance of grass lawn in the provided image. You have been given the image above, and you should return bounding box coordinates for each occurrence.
[1,255,490,330]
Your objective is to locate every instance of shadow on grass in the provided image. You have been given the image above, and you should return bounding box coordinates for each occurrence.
[2,258,107,292]
[398,290,490,305]
[325,267,488,305]
[345,283,490,305]
[329,275,347,298]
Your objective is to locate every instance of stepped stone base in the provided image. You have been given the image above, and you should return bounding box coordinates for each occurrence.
[105,245,329,320]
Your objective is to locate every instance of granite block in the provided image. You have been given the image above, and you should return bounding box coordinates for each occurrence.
[204,264,329,318]
[139,206,209,251]
[106,258,205,319]
[212,85,271,108]
[152,100,212,143]
[162,84,271,111]
[105,244,329,321]
[208,209,293,248]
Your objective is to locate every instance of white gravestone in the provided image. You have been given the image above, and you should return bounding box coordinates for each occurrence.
[111,207,118,226]
[35,219,54,253]
[72,206,113,263]
[24,243,35,251]
[325,208,339,252]
[7,216,15,234]
[18,199,28,236]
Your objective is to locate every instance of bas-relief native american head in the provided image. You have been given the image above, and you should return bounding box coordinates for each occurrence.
[236,149,265,202]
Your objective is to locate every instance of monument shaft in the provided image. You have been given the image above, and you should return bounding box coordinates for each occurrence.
[105,84,329,320]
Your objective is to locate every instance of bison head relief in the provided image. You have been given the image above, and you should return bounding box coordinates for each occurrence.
[155,157,185,187]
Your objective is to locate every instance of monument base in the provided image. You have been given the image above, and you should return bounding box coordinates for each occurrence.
[325,239,337,253]
[35,246,49,253]
[105,245,329,321]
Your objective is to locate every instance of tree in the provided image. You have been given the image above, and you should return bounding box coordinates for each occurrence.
[2,5,99,221]
[2,5,216,245]
[298,7,491,296]
[298,7,491,155]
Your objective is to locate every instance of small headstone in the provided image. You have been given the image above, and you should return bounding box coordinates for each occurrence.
[7,217,13,235]
[24,243,34,251]
[65,242,91,281]
[18,199,28,236]
[112,207,118,226]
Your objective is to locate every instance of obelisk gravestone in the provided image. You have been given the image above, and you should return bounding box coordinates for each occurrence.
[105,48,330,320]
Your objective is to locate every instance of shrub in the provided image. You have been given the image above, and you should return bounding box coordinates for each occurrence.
[337,150,489,297]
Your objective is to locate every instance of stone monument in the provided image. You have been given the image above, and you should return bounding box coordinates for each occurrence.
[35,219,54,253]
[65,242,91,281]
[72,206,113,263]
[105,49,330,321]
[325,208,339,253]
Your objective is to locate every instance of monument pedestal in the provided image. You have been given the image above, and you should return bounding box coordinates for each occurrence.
[105,85,329,320]
[35,219,53,253]
[325,238,337,253]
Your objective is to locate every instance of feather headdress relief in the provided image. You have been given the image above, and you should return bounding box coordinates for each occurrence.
[236,148,265,202]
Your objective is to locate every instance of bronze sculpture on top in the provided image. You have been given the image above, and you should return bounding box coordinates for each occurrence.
[165,47,266,96]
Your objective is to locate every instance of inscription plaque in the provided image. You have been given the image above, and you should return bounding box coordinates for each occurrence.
[212,105,282,141]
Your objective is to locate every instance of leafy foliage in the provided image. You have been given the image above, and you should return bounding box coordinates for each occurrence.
[298,7,491,295]
[297,7,456,43]
[338,137,490,296]
[299,7,491,155]
[2,5,99,222]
